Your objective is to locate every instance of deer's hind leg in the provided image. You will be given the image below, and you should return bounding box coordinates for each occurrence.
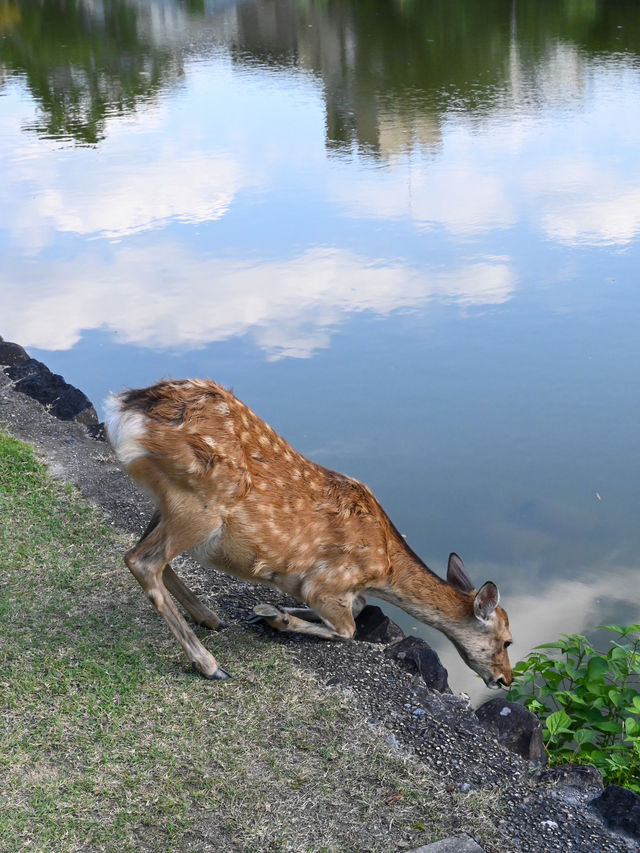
[126,512,229,680]
[163,565,225,630]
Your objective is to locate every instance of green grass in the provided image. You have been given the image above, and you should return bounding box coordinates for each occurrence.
[0,431,502,852]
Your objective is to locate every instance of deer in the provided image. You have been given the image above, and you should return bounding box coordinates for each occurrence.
[105,379,513,688]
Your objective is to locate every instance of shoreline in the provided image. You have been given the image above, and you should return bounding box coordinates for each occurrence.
[1,341,638,853]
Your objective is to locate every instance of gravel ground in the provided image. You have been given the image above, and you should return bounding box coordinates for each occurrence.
[1,363,638,853]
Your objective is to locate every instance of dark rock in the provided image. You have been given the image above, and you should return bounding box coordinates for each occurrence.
[4,357,98,426]
[591,784,640,840]
[4,359,42,381]
[87,422,107,441]
[385,636,450,693]
[475,698,546,765]
[0,340,30,366]
[537,763,604,803]
[354,604,404,645]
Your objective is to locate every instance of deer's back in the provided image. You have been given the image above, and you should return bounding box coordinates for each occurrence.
[107,379,391,589]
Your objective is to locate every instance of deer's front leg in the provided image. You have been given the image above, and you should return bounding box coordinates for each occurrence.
[252,591,357,641]
[251,603,346,639]
[277,593,366,623]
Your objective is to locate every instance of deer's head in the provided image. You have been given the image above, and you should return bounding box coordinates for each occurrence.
[446,553,513,689]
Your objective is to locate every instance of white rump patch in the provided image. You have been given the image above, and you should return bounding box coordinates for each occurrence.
[104,393,148,467]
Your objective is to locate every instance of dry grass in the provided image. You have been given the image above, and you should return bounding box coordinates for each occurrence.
[0,431,502,852]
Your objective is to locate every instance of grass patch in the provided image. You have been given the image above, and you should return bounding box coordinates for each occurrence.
[0,431,502,852]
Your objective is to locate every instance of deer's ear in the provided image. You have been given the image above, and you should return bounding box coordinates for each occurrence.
[447,553,474,592]
[473,582,500,622]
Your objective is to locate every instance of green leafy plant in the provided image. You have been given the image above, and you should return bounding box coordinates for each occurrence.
[507,624,640,793]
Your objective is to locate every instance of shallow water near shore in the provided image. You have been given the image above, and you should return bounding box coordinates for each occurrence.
[2,0,640,699]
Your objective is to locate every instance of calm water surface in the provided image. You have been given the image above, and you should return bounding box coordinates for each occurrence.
[2,0,639,698]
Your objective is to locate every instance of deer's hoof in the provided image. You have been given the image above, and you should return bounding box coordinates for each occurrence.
[252,603,282,619]
[193,663,232,681]
[199,619,228,631]
[210,666,231,680]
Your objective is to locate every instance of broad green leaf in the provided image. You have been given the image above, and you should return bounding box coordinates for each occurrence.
[588,749,610,762]
[609,646,629,661]
[606,688,624,708]
[592,720,623,734]
[560,692,587,707]
[625,717,640,738]
[600,624,627,635]
[580,707,610,725]
[561,666,580,680]
[586,657,610,682]
[545,710,573,736]
[574,729,597,745]
[544,671,564,688]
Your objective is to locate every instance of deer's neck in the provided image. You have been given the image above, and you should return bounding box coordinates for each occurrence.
[373,540,473,639]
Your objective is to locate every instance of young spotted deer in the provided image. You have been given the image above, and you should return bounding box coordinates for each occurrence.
[105,379,513,687]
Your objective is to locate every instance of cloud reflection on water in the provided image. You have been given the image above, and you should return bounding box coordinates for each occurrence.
[1,247,515,357]
[538,181,640,247]
[331,161,516,235]
[331,106,640,246]
[36,155,244,240]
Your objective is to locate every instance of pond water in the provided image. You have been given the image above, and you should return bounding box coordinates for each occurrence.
[2,0,639,699]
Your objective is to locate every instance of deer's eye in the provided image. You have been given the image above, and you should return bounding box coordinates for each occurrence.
[503,641,512,650]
